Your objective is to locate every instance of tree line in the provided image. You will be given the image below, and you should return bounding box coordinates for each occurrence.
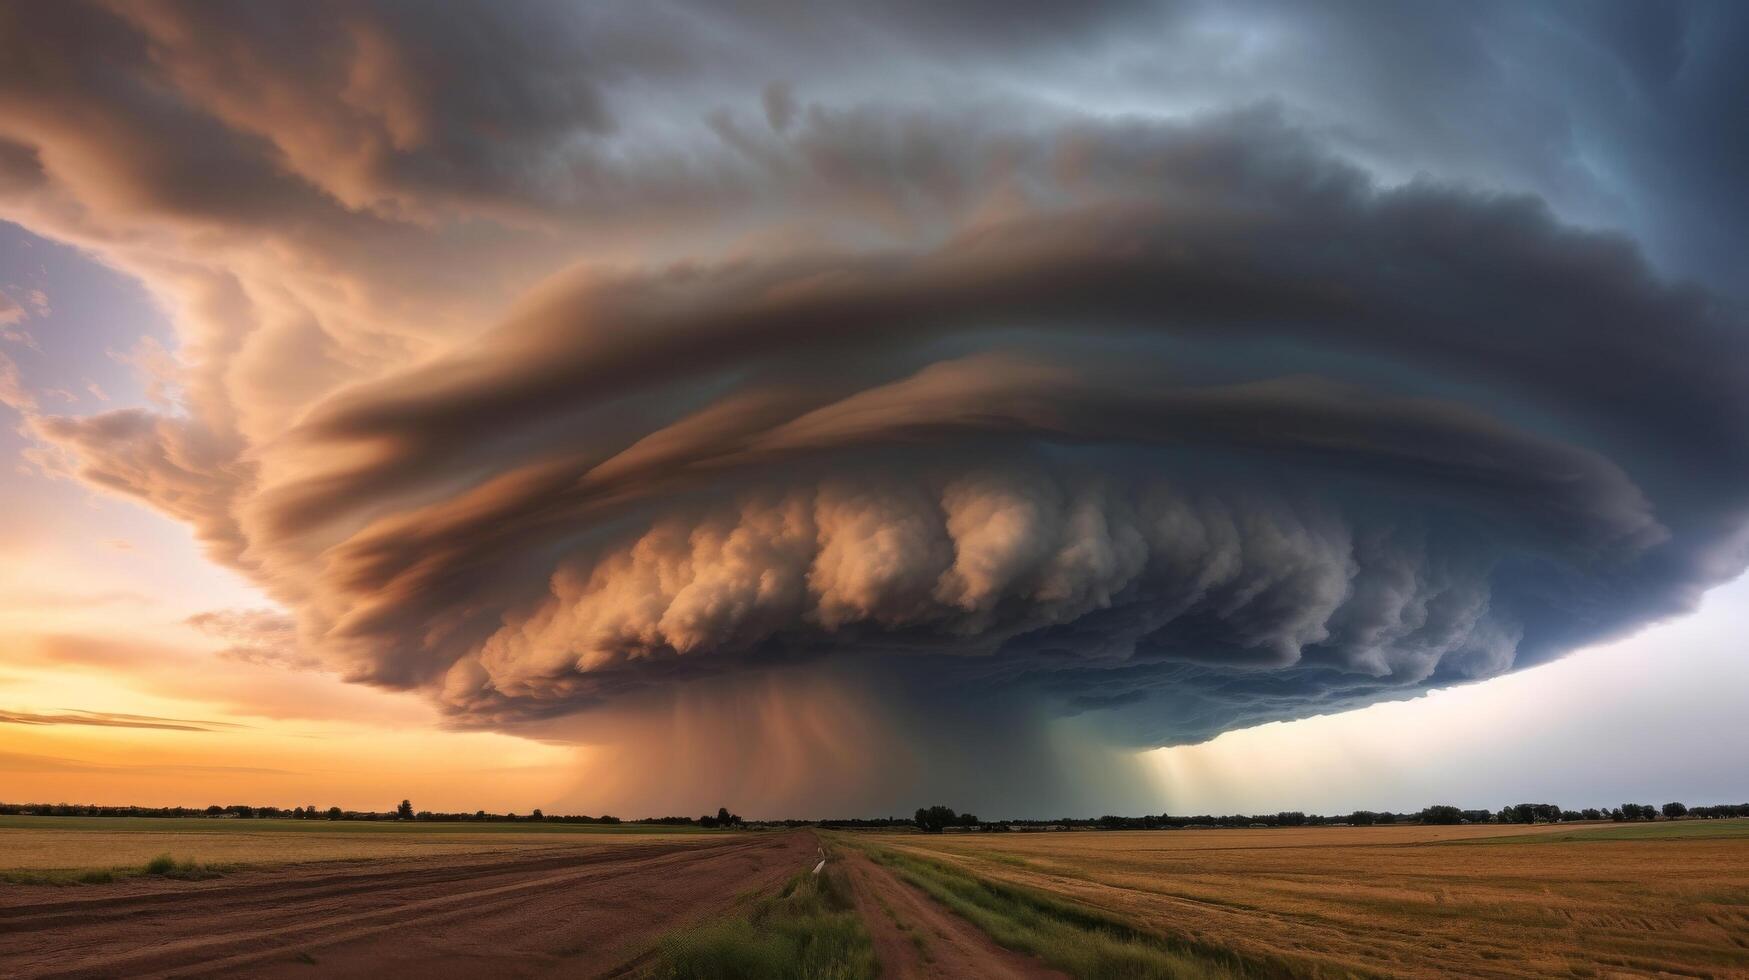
[5,798,1744,827]
[899,800,1749,832]
[0,800,759,826]
[0,800,621,823]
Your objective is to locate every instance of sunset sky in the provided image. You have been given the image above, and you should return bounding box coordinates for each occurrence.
[1,1,1745,818]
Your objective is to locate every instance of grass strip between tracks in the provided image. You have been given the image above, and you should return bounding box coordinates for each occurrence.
[648,857,876,980]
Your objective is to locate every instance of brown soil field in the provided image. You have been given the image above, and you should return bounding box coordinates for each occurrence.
[0,830,817,979]
[862,823,1749,978]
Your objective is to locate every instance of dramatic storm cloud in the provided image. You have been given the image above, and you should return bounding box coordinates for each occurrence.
[2,1,1745,809]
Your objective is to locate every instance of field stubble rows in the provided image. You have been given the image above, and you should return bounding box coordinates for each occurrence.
[855,820,1749,978]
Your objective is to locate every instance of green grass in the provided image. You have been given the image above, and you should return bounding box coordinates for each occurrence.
[649,865,877,980]
[141,852,227,880]
[0,814,716,835]
[859,845,1357,980]
[1,852,233,886]
[1474,819,1749,844]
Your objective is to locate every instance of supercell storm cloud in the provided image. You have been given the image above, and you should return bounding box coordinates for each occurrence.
[283,153,1743,744]
[3,2,1746,800]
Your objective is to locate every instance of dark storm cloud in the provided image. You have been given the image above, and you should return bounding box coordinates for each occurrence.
[2,1,1745,754]
[254,113,1745,742]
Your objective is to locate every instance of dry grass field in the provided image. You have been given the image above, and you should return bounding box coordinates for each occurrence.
[0,814,712,879]
[853,820,1749,978]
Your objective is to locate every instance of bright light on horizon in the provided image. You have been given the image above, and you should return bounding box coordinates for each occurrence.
[1144,573,1749,816]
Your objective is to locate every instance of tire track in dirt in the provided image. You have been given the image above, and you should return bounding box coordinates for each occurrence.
[0,831,817,979]
[839,847,1066,980]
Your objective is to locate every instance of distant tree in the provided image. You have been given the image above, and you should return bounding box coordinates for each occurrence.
[715,806,743,827]
[699,813,719,828]
[1347,811,1376,826]
[1419,805,1462,825]
[205,805,224,815]
[1580,808,1603,821]
[326,806,343,820]
[531,808,544,821]
[1608,807,1625,821]
[1276,811,1307,827]
[227,804,254,819]
[914,805,961,833]
[475,810,487,821]
[293,806,305,819]
[1662,801,1688,819]
[397,799,414,820]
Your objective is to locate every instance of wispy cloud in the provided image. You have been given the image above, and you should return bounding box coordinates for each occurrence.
[186,608,315,670]
[0,708,248,732]
[0,349,34,412]
[0,288,23,326]
[0,749,297,776]
[8,632,435,726]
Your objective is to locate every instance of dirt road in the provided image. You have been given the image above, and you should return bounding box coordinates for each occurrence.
[0,831,817,979]
[839,848,1065,980]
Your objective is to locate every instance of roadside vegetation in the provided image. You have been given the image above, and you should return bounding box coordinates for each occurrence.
[2,852,232,886]
[650,861,876,980]
[857,844,1326,980]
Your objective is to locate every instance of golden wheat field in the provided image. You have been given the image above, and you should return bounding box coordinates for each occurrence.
[865,821,1749,978]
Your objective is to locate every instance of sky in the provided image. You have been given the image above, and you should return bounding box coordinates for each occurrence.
[0,1,1745,818]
